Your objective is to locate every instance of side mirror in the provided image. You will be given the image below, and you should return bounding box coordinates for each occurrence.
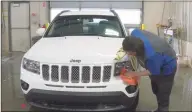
[36,28,45,36]
[32,36,42,45]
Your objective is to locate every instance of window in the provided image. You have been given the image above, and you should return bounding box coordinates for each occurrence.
[105,28,119,36]
[45,15,124,38]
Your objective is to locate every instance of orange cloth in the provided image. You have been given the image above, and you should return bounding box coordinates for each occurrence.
[120,68,138,85]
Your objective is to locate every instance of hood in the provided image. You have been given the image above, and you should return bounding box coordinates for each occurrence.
[25,36,124,64]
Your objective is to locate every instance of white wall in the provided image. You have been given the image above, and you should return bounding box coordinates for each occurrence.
[143,2,170,34]
[30,2,49,38]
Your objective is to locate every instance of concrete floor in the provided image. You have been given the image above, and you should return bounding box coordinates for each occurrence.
[2,52,192,111]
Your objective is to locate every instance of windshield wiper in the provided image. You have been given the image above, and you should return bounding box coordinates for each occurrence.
[97,34,120,38]
[83,33,118,37]
[45,33,120,38]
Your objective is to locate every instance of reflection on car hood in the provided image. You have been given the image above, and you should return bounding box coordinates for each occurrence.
[25,36,125,64]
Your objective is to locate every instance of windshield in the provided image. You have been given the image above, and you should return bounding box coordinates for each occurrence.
[44,15,124,38]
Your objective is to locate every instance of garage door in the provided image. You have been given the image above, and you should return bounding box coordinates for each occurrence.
[49,1,143,30]
[10,2,30,52]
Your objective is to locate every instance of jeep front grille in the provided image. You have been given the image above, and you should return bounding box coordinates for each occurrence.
[103,66,112,82]
[82,66,90,83]
[42,65,49,81]
[61,66,69,83]
[51,65,59,82]
[41,65,112,83]
[71,66,80,83]
[92,66,101,83]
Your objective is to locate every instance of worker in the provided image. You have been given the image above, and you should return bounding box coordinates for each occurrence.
[122,28,177,112]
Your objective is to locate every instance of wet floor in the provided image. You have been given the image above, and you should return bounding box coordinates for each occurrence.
[1,52,192,111]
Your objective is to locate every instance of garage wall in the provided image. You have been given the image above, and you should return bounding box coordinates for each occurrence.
[143,1,192,67]
[170,2,192,66]
[143,2,171,34]
[30,2,49,38]
[1,1,49,54]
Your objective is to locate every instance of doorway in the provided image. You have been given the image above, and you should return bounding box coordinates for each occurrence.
[10,2,30,52]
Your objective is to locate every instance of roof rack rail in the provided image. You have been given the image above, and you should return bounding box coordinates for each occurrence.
[110,9,127,37]
[110,9,118,17]
[54,10,70,18]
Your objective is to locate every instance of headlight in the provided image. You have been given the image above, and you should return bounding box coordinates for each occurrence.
[114,61,134,76]
[22,58,40,74]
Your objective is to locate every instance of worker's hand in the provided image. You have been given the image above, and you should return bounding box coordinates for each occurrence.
[125,71,138,77]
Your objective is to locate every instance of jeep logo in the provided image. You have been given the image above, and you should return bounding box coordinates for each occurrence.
[70,59,81,63]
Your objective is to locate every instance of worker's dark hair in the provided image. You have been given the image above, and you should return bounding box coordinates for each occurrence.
[122,36,145,56]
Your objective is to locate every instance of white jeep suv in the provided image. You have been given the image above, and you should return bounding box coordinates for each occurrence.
[20,10,139,111]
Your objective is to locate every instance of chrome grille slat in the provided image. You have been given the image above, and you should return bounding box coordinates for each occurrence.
[42,65,112,83]
[79,66,82,83]
[58,65,61,82]
[49,65,51,81]
[68,65,72,83]
[100,65,104,82]
[90,66,93,83]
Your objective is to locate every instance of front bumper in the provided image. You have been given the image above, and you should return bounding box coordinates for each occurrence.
[25,89,138,111]
[21,68,139,111]
[20,69,138,97]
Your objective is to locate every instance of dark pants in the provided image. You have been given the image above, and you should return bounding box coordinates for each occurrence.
[149,68,177,111]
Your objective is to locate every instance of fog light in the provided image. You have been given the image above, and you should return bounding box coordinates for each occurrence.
[21,80,29,91]
[125,85,137,94]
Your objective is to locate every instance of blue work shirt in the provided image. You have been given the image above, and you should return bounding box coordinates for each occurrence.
[131,29,177,75]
